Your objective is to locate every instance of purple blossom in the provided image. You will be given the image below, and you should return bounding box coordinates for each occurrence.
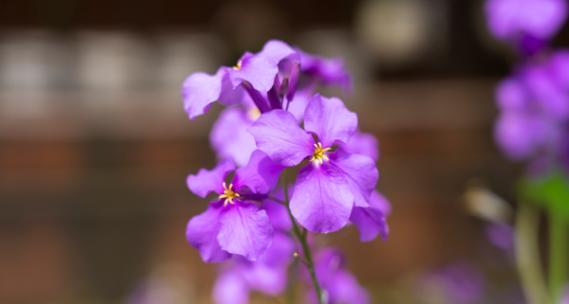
[182,39,384,304]
[494,50,569,166]
[249,94,379,233]
[485,0,568,54]
[311,248,369,304]
[185,150,283,262]
[182,39,351,121]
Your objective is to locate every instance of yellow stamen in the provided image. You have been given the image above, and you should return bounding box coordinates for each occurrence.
[247,107,261,120]
[219,182,240,206]
[310,142,332,166]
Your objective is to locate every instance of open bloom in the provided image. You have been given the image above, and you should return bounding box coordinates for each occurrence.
[311,248,369,304]
[485,0,567,54]
[250,94,378,233]
[182,39,351,121]
[185,150,283,262]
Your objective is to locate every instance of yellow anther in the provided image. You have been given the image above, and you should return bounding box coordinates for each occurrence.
[219,182,240,206]
[310,142,332,166]
[247,107,261,120]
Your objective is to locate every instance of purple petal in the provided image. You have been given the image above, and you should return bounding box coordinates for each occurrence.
[346,132,380,161]
[186,160,235,198]
[287,90,311,122]
[219,71,246,106]
[234,150,284,195]
[524,64,569,119]
[213,270,249,304]
[217,203,273,261]
[186,206,230,263]
[372,191,392,215]
[494,112,553,160]
[299,51,352,91]
[290,164,354,233]
[257,40,297,66]
[229,41,297,94]
[324,270,370,304]
[182,68,225,119]
[331,148,378,207]
[210,108,256,166]
[231,55,278,93]
[486,0,568,41]
[263,199,292,232]
[496,78,528,111]
[304,94,357,147]
[551,50,569,88]
[350,192,390,242]
[249,110,314,167]
[313,249,369,304]
[244,234,295,294]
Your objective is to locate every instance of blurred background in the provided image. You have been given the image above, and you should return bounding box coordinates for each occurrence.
[1,0,568,303]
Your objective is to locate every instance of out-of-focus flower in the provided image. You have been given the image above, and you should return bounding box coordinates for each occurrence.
[213,233,295,304]
[485,222,515,251]
[185,151,283,262]
[250,94,378,233]
[420,263,484,304]
[494,50,569,168]
[311,248,369,304]
[485,0,568,54]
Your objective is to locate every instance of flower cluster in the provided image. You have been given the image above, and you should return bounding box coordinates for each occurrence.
[181,40,389,303]
[486,0,569,171]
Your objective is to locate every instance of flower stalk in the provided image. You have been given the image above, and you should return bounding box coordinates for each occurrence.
[283,173,325,304]
[515,203,548,304]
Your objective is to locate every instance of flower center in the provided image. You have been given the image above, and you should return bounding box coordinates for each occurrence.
[310,142,332,165]
[219,182,240,206]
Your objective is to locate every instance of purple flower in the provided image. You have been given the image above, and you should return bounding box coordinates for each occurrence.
[494,50,569,164]
[185,150,283,262]
[213,233,295,304]
[182,39,353,121]
[249,94,378,233]
[182,40,298,119]
[311,248,369,304]
[485,0,567,53]
[346,131,380,162]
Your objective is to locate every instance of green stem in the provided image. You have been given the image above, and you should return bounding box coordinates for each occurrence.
[515,204,548,304]
[549,209,568,304]
[283,178,325,304]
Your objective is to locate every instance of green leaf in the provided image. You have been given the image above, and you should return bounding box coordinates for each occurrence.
[519,171,569,218]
